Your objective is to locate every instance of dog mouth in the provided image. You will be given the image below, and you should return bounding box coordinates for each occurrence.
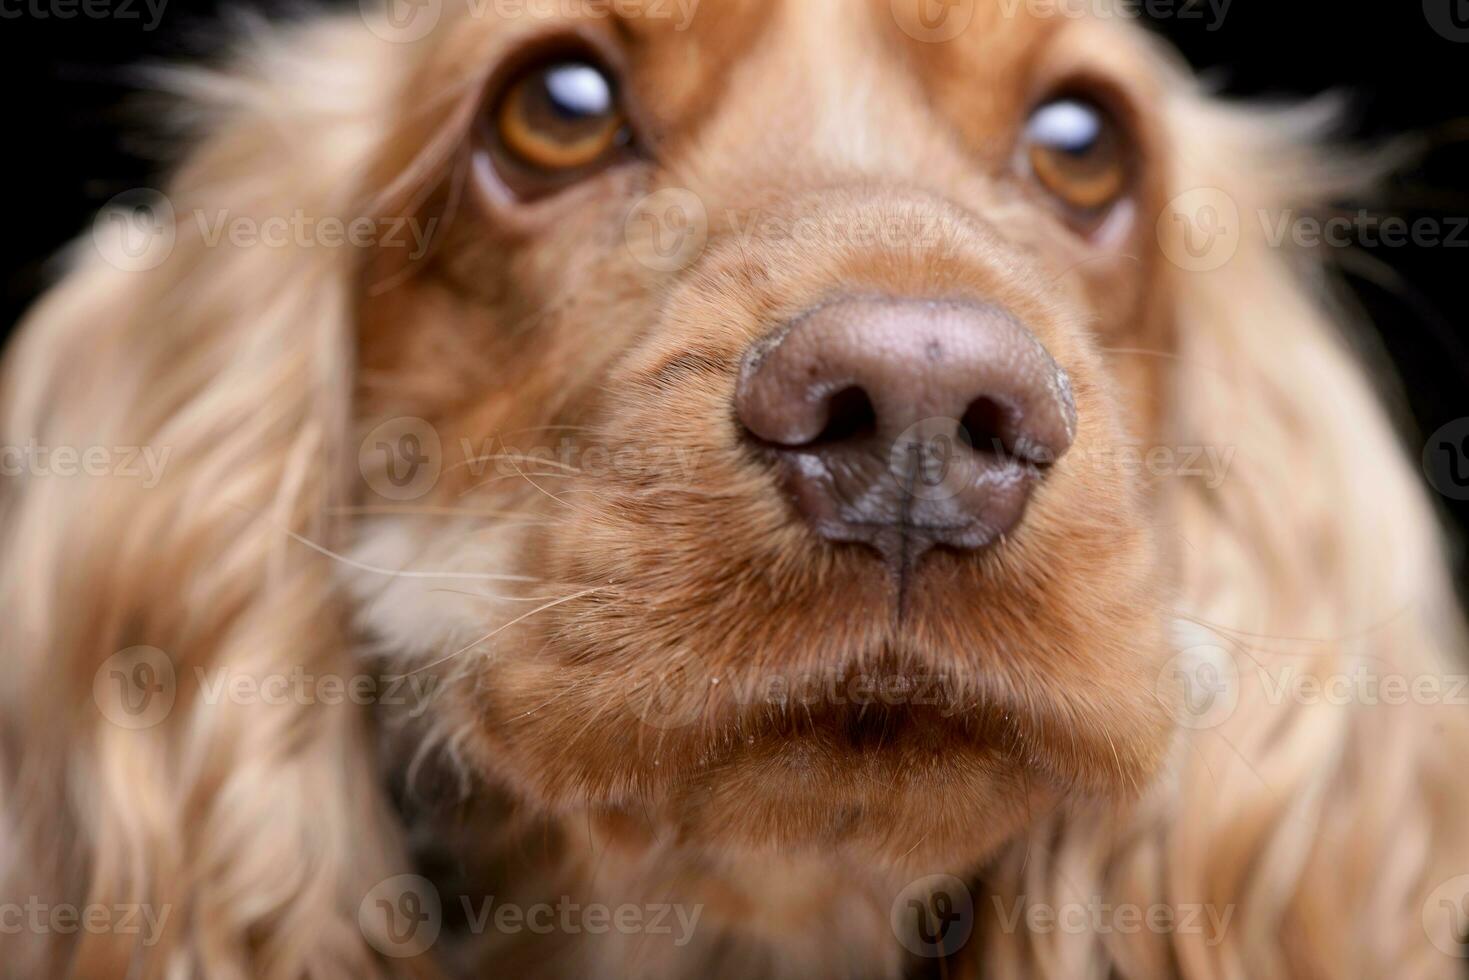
[465,506,1172,852]
[503,503,1081,780]
[624,653,1017,763]
[714,689,1014,763]
[578,651,1057,861]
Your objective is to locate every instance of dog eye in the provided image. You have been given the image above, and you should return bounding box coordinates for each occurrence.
[1022,98,1128,214]
[491,60,628,185]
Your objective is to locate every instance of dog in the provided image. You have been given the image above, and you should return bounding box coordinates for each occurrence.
[4,1,1468,977]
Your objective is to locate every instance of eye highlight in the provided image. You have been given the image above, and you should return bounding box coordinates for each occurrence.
[1021,98,1129,215]
[486,57,630,197]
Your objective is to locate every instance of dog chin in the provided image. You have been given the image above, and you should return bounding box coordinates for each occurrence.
[459,595,1173,868]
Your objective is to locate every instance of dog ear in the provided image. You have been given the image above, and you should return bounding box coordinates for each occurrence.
[1155,94,1469,977]
[980,86,1469,976]
[0,18,443,978]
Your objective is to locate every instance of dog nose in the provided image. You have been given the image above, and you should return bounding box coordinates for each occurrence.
[735,298,1077,564]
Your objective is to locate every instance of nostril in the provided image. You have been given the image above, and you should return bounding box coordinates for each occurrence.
[958,397,1013,458]
[736,298,1076,561]
[810,386,878,447]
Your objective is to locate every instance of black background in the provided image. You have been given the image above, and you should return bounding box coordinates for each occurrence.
[1,1,1466,573]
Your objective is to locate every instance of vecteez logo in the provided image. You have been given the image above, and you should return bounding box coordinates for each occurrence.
[360,417,443,502]
[92,189,176,272]
[359,875,443,958]
[359,0,443,42]
[93,646,178,730]
[1157,188,1241,273]
[625,188,709,273]
[891,0,976,42]
[1424,0,1469,41]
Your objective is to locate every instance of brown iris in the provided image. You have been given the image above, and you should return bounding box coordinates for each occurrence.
[494,60,626,174]
[1023,98,1128,213]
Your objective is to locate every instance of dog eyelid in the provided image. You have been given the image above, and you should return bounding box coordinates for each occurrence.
[1018,94,1132,226]
[478,50,637,202]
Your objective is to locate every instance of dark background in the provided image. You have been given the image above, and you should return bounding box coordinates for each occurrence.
[1,1,1466,568]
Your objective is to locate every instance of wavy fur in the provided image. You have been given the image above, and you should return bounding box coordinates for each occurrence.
[3,7,1466,979]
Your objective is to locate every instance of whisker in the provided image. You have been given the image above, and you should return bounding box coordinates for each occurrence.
[505,456,590,511]
[457,471,578,498]
[1050,251,1142,282]
[401,587,606,677]
[565,690,624,762]
[280,527,539,582]
[428,588,573,603]
[512,663,591,720]
[1096,345,1247,386]
[449,454,584,475]
[495,424,600,437]
[1172,605,1413,658]
[329,505,555,520]
[1098,345,1193,362]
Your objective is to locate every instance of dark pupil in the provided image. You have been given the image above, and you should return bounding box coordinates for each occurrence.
[540,63,613,121]
[1030,101,1102,157]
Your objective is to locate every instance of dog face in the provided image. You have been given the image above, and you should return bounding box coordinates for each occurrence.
[12,2,1469,977]
[352,0,1177,870]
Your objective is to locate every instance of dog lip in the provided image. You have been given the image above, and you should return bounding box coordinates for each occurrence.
[820,518,979,533]
[685,684,1007,767]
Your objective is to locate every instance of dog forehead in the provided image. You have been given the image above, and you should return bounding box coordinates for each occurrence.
[429,0,1069,162]
[611,0,1059,53]
[620,0,1068,188]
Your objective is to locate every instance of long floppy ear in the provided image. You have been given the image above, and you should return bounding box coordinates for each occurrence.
[0,17,441,979]
[1153,98,1469,978]
[979,57,1469,980]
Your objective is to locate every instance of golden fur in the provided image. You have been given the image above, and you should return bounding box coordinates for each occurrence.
[3,2,1468,977]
